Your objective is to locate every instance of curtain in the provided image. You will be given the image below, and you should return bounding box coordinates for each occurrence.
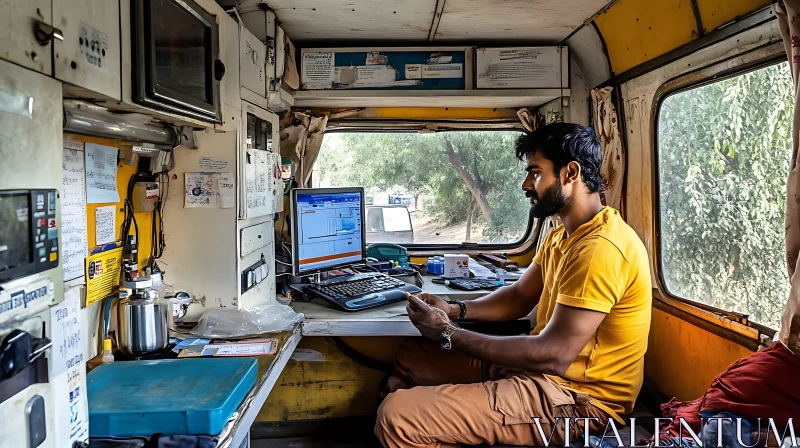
[591,86,625,212]
[517,108,545,133]
[774,0,800,354]
[279,111,328,188]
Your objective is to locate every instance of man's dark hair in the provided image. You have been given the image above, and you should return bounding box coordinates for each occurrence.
[515,122,604,193]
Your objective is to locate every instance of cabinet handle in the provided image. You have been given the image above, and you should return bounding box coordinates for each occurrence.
[214,59,226,81]
[34,21,63,46]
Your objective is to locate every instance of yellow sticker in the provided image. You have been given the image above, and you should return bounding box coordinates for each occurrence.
[85,247,122,307]
[50,252,57,262]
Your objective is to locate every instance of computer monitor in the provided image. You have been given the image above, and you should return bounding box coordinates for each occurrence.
[290,187,366,276]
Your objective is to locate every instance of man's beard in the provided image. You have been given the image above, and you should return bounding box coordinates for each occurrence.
[527,181,568,218]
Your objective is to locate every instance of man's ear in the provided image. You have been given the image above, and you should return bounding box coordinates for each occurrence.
[563,161,582,185]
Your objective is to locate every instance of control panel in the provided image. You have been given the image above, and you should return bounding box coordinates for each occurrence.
[0,189,60,284]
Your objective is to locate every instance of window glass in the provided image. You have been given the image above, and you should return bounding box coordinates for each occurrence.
[314,131,531,245]
[658,62,793,329]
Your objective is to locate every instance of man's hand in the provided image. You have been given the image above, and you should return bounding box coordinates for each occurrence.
[416,293,459,319]
[406,294,451,340]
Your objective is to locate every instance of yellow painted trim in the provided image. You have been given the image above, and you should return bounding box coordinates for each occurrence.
[595,0,699,74]
[697,0,770,33]
[312,107,520,120]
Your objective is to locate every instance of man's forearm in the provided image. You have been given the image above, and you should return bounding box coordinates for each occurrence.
[450,327,568,376]
[448,283,537,322]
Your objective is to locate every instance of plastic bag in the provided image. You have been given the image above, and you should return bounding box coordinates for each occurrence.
[190,301,304,338]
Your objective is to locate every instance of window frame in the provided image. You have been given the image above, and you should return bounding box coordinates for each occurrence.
[651,52,788,333]
[316,126,540,253]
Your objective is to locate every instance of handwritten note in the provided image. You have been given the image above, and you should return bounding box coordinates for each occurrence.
[244,150,271,217]
[62,142,88,282]
[94,205,116,245]
[50,287,89,445]
[219,173,235,209]
[85,143,119,204]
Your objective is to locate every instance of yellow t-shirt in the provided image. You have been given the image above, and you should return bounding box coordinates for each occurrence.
[532,207,652,423]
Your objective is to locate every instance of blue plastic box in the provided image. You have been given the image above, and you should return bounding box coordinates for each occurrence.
[87,358,258,437]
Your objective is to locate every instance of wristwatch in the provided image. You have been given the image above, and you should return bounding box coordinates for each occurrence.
[447,300,467,321]
[439,322,459,350]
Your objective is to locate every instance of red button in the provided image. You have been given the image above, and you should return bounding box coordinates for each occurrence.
[39,219,46,226]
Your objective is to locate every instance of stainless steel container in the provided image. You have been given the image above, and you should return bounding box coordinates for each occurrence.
[117,298,169,357]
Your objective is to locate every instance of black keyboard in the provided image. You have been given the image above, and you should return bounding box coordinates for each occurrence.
[304,273,422,311]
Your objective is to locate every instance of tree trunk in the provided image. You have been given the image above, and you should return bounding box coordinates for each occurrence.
[465,203,474,242]
[414,193,420,209]
[443,137,492,224]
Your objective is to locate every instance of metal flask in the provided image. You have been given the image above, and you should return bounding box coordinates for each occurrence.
[117,293,169,358]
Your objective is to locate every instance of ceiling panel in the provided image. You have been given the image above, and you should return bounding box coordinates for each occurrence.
[595,0,698,75]
[433,0,611,42]
[266,0,437,41]
[696,0,770,34]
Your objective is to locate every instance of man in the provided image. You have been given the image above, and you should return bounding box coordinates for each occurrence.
[375,123,652,448]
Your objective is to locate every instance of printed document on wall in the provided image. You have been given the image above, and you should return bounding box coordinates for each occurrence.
[62,140,88,282]
[476,47,563,89]
[94,205,116,245]
[301,52,335,89]
[85,143,120,203]
[49,287,89,446]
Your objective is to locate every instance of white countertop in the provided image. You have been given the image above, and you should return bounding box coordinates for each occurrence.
[290,276,495,337]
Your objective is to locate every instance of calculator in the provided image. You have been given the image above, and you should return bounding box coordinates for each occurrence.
[446,279,500,291]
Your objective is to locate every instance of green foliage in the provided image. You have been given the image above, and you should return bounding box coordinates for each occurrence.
[315,131,529,243]
[658,63,793,329]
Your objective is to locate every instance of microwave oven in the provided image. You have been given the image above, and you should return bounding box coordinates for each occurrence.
[0,190,60,284]
[132,0,224,123]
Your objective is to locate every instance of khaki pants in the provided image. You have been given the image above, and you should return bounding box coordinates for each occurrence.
[375,339,609,448]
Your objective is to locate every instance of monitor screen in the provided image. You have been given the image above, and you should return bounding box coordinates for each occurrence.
[292,188,365,275]
[0,193,32,272]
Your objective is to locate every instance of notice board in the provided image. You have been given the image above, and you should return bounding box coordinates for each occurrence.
[301,47,472,90]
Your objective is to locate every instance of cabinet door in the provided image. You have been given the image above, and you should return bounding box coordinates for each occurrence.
[53,0,121,100]
[0,59,63,191]
[240,25,267,102]
[0,0,53,75]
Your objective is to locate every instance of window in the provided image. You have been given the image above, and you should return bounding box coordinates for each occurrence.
[314,131,531,245]
[657,62,793,329]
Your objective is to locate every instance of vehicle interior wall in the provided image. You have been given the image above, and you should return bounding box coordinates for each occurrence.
[61,134,157,364]
[620,19,783,402]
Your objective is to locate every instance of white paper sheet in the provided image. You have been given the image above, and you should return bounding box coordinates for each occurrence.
[476,47,562,89]
[94,205,116,245]
[49,288,89,445]
[198,156,228,170]
[201,339,276,356]
[185,173,219,208]
[84,143,119,204]
[184,172,235,209]
[219,172,235,209]
[301,52,335,88]
[61,142,88,282]
[244,151,270,216]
